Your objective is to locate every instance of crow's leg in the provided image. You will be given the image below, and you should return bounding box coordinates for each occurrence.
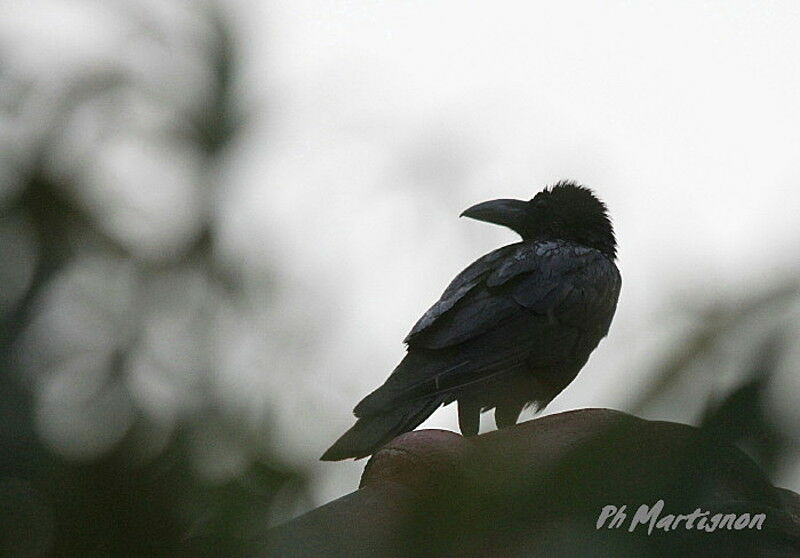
[495,400,525,429]
[457,398,480,437]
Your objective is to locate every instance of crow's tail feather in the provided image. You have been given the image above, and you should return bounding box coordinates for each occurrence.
[320,396,445,461]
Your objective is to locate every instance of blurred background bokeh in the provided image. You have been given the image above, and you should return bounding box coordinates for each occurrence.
[2,1,800,555]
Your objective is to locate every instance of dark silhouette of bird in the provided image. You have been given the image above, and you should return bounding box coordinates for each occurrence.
[321,181,620,461]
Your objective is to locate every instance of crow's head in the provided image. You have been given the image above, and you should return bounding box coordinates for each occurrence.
[460,180,616,258]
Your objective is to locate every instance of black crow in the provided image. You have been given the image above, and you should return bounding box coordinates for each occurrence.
[322,181,620,461]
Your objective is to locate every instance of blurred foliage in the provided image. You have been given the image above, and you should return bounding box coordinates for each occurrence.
[0,2,304,557]
[634,281,800,483]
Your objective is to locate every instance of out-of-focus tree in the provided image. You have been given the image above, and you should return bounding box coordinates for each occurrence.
[0,2,305,556]
[632,281,800,488]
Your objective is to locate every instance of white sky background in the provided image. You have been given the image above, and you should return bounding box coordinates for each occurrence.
[224,0,800,505]
[5,0,800,511]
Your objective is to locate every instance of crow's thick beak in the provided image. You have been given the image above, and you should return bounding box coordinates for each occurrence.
[460,199,529,231]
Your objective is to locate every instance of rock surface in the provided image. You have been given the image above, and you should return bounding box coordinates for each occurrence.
[267,409,800,557]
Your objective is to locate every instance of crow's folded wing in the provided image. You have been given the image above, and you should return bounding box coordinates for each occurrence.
[405,240,621,351]
[355,240,620,416]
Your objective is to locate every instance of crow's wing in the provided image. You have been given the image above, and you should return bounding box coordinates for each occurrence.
[493,241,621,336]
[405,240,620,350]
[356,240,620,416]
